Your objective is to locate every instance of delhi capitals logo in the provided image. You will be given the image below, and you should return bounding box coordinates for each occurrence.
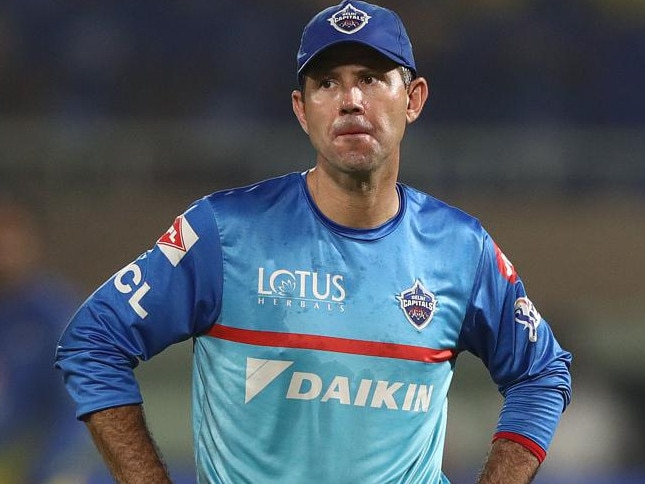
[328,3,372,34]
[396,280,438,331]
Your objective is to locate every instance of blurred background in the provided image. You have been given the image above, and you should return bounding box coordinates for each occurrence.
[1,0,643,482]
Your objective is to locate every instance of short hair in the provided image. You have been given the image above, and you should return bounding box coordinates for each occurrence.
[398,66,414,90]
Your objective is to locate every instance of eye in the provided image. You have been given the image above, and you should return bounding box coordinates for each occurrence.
[362,75,375,85]
[319,78,334,89]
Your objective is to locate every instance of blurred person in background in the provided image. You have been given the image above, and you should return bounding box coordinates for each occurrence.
[0,195,94,483]
[55,1,571,483]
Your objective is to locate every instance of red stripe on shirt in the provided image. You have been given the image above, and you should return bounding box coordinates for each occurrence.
[206,324,456,363]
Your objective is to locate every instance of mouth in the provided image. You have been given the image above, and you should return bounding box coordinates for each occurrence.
[336,133,370,142]
[333,123,372,138]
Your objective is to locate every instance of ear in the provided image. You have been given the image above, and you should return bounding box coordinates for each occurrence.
[291,89,309,135]
[406,77,429,124]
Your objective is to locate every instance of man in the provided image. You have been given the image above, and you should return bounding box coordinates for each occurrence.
[55,1,572,483]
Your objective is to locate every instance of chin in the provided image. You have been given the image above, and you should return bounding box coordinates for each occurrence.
[338,158,383,176]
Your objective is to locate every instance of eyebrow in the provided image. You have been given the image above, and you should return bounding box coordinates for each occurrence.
[307,60,394,79]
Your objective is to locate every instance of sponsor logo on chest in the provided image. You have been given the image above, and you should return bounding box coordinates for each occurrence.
[245,358,434,413]
[256,267,346,313]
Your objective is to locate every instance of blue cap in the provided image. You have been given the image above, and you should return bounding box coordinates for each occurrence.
[297,1,416,83]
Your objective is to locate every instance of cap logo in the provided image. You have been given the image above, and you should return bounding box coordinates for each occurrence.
[396,280,438,331]
[328,3,372,34]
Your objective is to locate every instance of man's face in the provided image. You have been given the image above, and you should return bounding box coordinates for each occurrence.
[292,44,413,178]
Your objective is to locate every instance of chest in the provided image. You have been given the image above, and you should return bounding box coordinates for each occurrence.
[217,219,475,351]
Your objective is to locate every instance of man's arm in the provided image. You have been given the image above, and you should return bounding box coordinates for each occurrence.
[477,438,539,484]
[54,201,223,481]
[83,405,171,484]
[459,234,572,478]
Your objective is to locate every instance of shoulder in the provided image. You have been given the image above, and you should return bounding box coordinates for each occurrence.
[400,183,485,237]
[154,173,304,254]
[205,172,303,208]
[179,172,303,225]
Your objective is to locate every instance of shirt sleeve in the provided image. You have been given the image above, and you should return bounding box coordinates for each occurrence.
[457,232,572,461]
[54,197,223,419]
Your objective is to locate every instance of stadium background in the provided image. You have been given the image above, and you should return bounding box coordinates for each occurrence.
[1,1,644,482]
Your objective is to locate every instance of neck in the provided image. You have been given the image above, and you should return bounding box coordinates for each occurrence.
[306,166,400,229]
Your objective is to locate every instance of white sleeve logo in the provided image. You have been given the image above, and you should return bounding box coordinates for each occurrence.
[514,297,541,343]
[157,215,199,266]
[114,263,151,319]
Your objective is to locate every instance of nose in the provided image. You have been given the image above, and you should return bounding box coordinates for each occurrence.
[339,86,364,115]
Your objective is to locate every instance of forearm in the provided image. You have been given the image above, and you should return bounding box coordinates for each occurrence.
[83,405,171,484]
[477,438,540,484]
